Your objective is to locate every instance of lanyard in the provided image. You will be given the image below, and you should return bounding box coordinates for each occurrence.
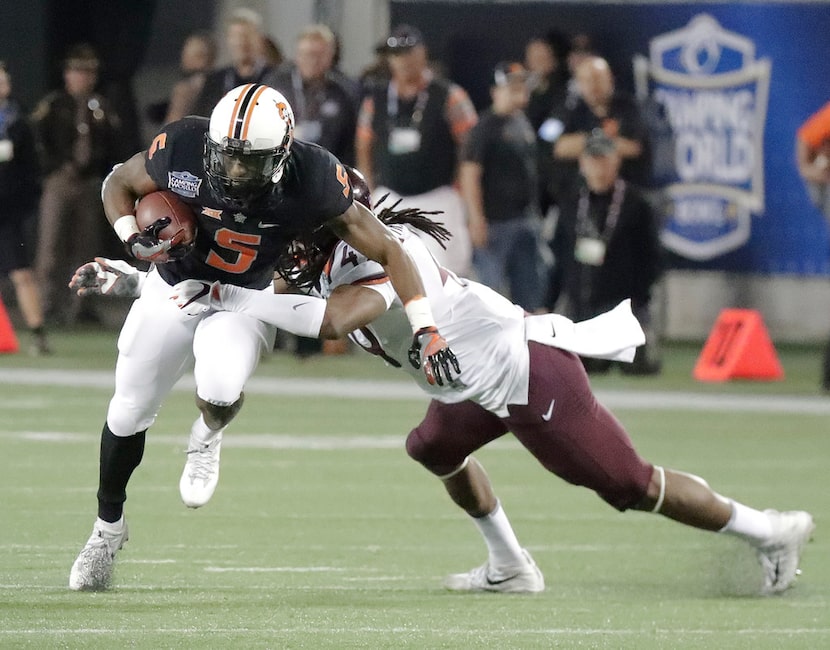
[576,179,626,243]
[387,81,429,129]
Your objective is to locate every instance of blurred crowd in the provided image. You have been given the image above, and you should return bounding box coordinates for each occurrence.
[0,7,665,373]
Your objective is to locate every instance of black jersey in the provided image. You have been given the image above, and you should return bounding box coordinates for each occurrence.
[144,117,353,289]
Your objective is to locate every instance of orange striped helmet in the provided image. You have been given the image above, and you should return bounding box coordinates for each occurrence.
[204,84,294,208]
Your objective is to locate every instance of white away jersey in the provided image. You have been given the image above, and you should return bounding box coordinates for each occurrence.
[317,225,530,416]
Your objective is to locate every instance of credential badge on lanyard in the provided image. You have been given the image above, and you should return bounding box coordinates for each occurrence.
[387,81,428,155]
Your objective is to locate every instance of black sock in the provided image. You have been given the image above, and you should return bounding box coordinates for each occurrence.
[96,424,146,523]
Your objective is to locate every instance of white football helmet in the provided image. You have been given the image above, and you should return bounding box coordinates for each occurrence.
[204,84,294,207]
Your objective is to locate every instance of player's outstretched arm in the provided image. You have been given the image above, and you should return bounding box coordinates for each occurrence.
[327,202,461,385]
[69,257,146,298]
[170,280,388,340]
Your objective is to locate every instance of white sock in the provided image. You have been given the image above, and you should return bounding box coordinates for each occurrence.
[472,501,526,571]
[189,415,224,445]
[719,500,773,543]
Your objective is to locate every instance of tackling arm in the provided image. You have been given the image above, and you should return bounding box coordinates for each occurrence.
[328,202,461,386]
[327,201,426,312]
[170,280,386,340]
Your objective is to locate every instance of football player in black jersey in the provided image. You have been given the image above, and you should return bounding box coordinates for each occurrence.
[69,84,458,591]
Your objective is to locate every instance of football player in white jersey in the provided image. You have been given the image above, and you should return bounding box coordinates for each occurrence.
[73,170,814,596]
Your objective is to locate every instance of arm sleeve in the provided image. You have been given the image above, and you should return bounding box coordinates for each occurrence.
[220,285,328,338]
[445,83,478,144]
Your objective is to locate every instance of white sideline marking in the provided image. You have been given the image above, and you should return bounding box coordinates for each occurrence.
[204,566,345,573]
[1,627,828,636]
[2,367,830,414]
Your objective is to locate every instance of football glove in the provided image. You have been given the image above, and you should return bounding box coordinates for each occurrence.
[407,326,461,386]
[126,217,185,263]
[170,279,222,316]
[68,257,142,298]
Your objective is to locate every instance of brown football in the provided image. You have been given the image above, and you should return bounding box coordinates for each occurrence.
[135,190,198,253]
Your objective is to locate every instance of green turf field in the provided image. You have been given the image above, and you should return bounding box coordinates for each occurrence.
[0,331,827,649]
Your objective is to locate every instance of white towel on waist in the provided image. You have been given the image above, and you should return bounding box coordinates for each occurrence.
[524,299,646,362]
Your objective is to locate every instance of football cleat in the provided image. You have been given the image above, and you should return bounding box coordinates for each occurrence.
[443,549,545,593]
[69,517,129,591]
[179,432,222,508]
[754,509,815,595]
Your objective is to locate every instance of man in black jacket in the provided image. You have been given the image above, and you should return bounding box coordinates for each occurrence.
[553,129,662,374]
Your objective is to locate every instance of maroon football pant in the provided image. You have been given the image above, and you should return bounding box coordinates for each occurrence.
[406,343,653,511]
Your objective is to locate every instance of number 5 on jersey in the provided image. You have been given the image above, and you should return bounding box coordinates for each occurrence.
[205,229,261,273]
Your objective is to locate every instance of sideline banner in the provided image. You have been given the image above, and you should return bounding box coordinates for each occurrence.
[634,15,771,263]
[392,2,830,276]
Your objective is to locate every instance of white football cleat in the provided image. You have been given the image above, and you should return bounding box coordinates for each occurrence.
[69,517,129,591]
[179,432,222,508]
[754,509,815,595]
[444,549,545,593]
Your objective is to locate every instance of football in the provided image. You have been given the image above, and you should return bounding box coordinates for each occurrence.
[135,190,198,256]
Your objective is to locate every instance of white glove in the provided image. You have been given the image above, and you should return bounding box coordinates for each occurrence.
[170,279,222,316]
[68,257,143,298]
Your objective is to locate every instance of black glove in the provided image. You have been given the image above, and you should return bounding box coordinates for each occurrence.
[125,217,184,263]
[407,326,461,386]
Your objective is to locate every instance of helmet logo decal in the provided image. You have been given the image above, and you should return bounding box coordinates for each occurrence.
[276,101,292,126]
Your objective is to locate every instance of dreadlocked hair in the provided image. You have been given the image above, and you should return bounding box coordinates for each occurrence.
[273,227,338,291]
[276,195,453,291]
[374,195,451,249]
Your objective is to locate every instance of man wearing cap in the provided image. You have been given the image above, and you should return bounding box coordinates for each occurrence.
[356,24,478,276]
[31,43,124,326]
[552,129,663,374]
[459,62,548,312]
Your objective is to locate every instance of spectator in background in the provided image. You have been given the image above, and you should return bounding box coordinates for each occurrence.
[31,43,123,326]
[525,34,568,137]
[265,24,357,166]
[356,24,478,277]
[552,130,662,375]
[359,42,391,99]
[524,33,569,215]
[459,62,548,313]
[564,32,596,110]
[163,31,217,124]
[0,62,50,355]
[795,100,830,391]
[259,35,284,69]
[554,56,651,189]
[192,8,273,117]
